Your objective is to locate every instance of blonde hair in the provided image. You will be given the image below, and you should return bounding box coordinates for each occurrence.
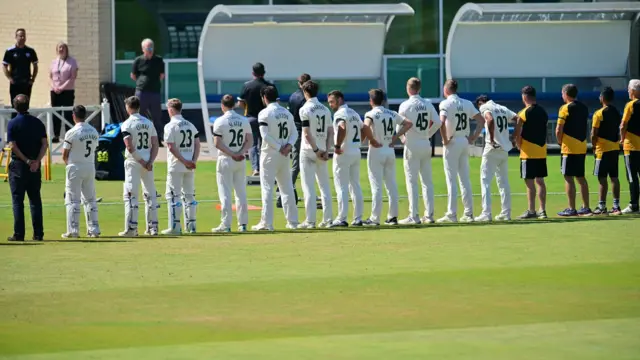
[56,42,69,59]
[167,98,182,112]
[407,77,421,92]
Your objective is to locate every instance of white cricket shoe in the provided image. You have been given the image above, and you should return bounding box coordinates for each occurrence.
[474,214,492,222]
[459,215,475,223]
[61,232,79,239]
[161,228,182,235]
[211,225,230,233]
[436,214,457,223]
[87,232,100,238]
[318,220,331,228]
[398,216,421,225]
[621,205,639,214]
[252,223,274,231]
[118,229,138,237]
[148,228,159,236]
[421,216,435,224]
[286,223,299,230]
[495,213,511,221]
[298,221,315,229]
[238,225,247,232]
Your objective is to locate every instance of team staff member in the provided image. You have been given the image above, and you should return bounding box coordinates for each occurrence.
[591,87,622,215]
[3,29,38,109]
[556,84,592,216]
[620,79,640,214]
[514,86,548,220]
[238,62,277,177]
[49,42,78,143]
[287,73,311,188]
[6,95,48,241]
[131,38,165,142]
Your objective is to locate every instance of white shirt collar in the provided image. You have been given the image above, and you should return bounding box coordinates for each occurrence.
[170,114,185,121]
[447,94,459,100]
[339,104,349,110]
[267,102,279,109]
[409,94,421,99]
[307,97,319,104]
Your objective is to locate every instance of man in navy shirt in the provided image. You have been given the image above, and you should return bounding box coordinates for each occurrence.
[6,95,48,241]
[3,29,38,108]
[287,73,310,187]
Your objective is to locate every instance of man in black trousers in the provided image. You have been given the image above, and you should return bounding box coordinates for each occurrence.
[6,95,48,241]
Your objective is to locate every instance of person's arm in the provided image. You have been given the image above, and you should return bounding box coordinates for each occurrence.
[391,114,413,145]
[591,112,601,150]
[300,109,319,153]
[427,105,442,138]
[214,135,237,157]
[30,49,38,84]
[259,116,281,150]
[237,84,248,113]
[334,119,346,154]
[484,111,496,145]
[62,131,72,165]
[468,107,485,143]
[159,58,165,81]
[513,116,524,149]
[192,134,201,163]
[363,117,381,148]
[148,135,159,165]
[239,124,253,156]
[62,148,70,165]
[3,50,13,83]
[58,60,78,90]
[620,101,634,144]
[556,106,567,146]
[130,59,138,81]
[167,142,187,163]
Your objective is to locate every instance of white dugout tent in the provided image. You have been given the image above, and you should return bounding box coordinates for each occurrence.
[446,2,640,82]
[196,4,415,159]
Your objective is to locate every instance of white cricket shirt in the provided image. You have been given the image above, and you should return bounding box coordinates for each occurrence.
[212,110,251,159]
[258,102,297,154]
[479,100,516,153]
[333,104,362,155]
[121,113,157,162]
[299,97,332,152]
[398,95,440,149]
[63,122,99,165]
[164,115,200,172]
[438,94,479,140]
[364,106,404,154]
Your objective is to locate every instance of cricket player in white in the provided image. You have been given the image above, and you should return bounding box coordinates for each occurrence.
[397,78,441,225]
[327,90,364,227]
[298,80,334,228]
[61,105,100,238]
[212,95,253,233]
[362,89,413,226]
[161,98,200,235]
[475,95,516,222]
[119,96,160,236]
[438,79,485,223]
[253,86,299,231]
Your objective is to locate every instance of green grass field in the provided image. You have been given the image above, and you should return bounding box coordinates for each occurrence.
[0,156,639,359]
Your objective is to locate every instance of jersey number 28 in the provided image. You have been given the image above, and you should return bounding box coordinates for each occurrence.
[454,113,468,131]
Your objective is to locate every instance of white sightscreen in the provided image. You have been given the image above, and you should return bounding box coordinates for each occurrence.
[449,21,631,78]
[201,23,386,80]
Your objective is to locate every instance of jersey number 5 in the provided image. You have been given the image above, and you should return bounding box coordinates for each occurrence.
[454,113,468,131]
[85,141,92,158]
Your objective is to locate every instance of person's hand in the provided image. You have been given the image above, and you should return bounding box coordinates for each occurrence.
[29,160,39,172]
[334,147,343,155]
[442,136,451,146]
[28,79,33,85]
[620,139,625,145]
[315,150,325,159]
[467,135,476,144]
[183,160,195,169]
[370,140,383,149]
[232,154,245,162]
[145,162,153,171]
[54,87,62,94]
[280,144,292,156]
[322,151,330,161]
[138,159,147,168]
[8,78,14,84]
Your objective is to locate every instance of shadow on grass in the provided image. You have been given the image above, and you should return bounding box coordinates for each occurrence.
[0,242,43,246]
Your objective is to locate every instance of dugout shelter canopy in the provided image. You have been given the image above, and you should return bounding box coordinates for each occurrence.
[197,3,414,159]
[445,2,640,80]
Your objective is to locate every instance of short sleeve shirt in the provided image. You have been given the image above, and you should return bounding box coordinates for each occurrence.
[7,113,46,160]
[439,94,479,139]
[333,105,362,155]
[164,115,200,172]
[299,97,332,152]
[131,55,165,93]
[3,45,38,83]
[63,123,100,165]
[121,114,157,162]
[479,100,516,153]
[398,95,439,148]
[364,106,404,153]
[212,110,252,158]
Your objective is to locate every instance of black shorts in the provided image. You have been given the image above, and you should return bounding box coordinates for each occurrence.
[520,158,548,179]
[561,154,586,177]
[594,150,619,178]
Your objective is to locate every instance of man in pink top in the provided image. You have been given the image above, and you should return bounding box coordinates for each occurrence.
[49,42,78,143]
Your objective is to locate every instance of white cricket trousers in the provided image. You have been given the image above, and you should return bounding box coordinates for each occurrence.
[123,160,158,232]
[480,148,511,217]
[216,156,248,229]
[165,170,197,232]
[333,152,364,223]
[65,163,100,235]
[367,149,399,222]
[259,152,298,227]
[442,138,474,217]
[403,146,434,219]
[300,150,333,224]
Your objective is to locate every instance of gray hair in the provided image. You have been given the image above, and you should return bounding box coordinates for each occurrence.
[141,38,154,48]
[629,79,640,92]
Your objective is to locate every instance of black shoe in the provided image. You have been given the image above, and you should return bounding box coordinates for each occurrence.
[384,217,398,226]
[33,236,44,241]
[351,220,363,227]
[294,188,299,205]
[7,235,24,242]
[52,137,60,143]
[276,196,283,208]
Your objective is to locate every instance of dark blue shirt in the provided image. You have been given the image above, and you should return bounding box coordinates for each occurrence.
[239,78,277,119]
[3,45,38,84]
[7,112,47,160]
[288,89,306,129]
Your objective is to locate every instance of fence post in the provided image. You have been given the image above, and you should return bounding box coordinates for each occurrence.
[101,98,111,130]
[46,111,53,154]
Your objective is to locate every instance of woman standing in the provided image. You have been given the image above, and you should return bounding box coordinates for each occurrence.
[49,42,78,143]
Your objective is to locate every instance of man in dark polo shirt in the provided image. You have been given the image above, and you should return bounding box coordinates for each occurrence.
[288,73,311,187]
[3,29,38,109]
[130,38,165,141]
[238,62,277,176]
[6,95,48,241]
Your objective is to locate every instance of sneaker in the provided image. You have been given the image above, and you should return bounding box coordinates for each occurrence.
[329,220,349,228]
[298,221,316,229]
[238,225,247,232]
[610,206,622,215]
[459,214,475,223]
[211,226,230,233]
[118,229,138,237]
[147,228,159,236]
[621,205,639,214]
[252,170,260,177]
[161,228,182,235]
[494,214,511,221]
[592,206,608,216]
[421,216,435,224]
[363,219,379,227]
[398,216,421,225]
[537,210,548,219]
[557,208,578,217]
[61,232,79,239]
[517,210,537,220]
[318,220,331,228]
[577,207,593,217]
[87,232,100,238]
[351,219,363,227]
[474,214,492,222]
[252,223,274,231]
[384,217,398,226]
[436,214,457,223]
[286,223,298,230]
[32,236,44,241]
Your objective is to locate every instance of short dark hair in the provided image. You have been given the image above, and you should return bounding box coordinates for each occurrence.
[327,90,344,100]
[167,98,183,112]
[221,94,236,109]
[521,85,537,98]
[298,73,311,86]
[301,80,319,98]
[15,28,25,35]
[12,94,29,113]
[125,96,141,111]
[475,94,490,108]
[562,84,578,98]
[253,62,265,77]
[444,79,458,93]
[73,105,87,120]
[261,86,278,102]
[601,86,615,103]
[368,88,385,106]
